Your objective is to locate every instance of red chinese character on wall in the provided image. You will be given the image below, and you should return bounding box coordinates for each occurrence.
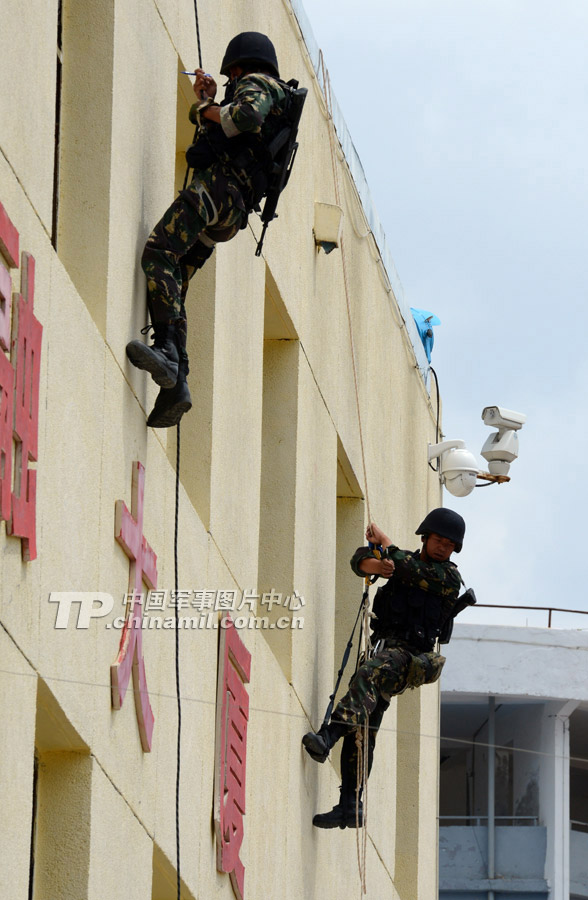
[215,615,251,900]
[0,348,14,525]
[111,460,157,751]
[0,201,42,561]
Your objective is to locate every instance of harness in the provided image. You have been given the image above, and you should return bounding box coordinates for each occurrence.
[185,76,307,246]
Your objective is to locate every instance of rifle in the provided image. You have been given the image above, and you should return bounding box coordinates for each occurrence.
[439,587,477,645]
[255,80,307,256]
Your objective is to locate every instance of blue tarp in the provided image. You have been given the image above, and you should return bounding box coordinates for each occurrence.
[410,308,441,363]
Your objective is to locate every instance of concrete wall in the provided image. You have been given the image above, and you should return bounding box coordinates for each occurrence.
[0,0,443,898]
[571,830,588,899]
[441,625,588,900]
[439,824,548,884]
[443,625,588,702]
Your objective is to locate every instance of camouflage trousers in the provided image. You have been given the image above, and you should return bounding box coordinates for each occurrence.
[141,164,247,322]
[338,698,388,797]
[332,644,445,793]
[332,644,445,730]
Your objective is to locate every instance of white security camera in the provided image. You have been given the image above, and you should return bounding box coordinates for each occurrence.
[428,406,526,498]
[481,406,526,476]
[428,440,479,497]
[481,406,526,431]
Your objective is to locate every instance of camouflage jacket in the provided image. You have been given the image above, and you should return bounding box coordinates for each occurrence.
[350,544,463,650]
[187,73,288,199]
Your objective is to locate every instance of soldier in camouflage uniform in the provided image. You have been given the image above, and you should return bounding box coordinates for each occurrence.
[126,33,288,427]
[303,508,467,829]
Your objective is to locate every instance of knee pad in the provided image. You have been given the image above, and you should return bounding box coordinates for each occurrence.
[407,652,446,688]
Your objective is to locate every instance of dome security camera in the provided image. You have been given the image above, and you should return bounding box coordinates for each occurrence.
[428,405,526,498]
[428,440,479,498]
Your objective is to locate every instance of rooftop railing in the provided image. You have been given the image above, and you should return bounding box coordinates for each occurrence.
[472,604,588,629]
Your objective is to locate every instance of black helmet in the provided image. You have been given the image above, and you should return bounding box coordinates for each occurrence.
[415,508,465,553]
[220,32,280,78]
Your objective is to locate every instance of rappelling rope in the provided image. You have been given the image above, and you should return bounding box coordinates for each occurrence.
[174,424,182,900]
[174,7,203,900]
[319,52,374,892]
[182,1,204,192]
[354,720,369,896]
[319,53,372,524]
[354,559,379,895]
[193,0,203,73]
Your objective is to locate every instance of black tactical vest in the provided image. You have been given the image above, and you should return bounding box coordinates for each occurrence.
[371,568,444,652]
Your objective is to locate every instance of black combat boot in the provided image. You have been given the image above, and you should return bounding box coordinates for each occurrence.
[312,732,365,829]
[302,720,349,763]
[146,323,191,428]
[312,792,363,829]
[126,323,180,388]
[146,377,192,428]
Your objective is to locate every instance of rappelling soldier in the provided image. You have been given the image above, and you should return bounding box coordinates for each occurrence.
[126,32,292,428]
[303,508,471,829]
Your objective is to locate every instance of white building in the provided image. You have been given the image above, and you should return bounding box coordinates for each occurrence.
[439,623,588,900]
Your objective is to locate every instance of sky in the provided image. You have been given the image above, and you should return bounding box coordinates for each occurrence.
[300,0,588,628]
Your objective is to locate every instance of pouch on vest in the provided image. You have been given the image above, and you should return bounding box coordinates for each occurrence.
[407,652,446,688]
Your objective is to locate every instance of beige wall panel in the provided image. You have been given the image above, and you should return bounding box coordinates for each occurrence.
[86,759,153,900]
[290,357,338,717]
[299,248,347,434]
[168,251,217,527]
[395,688,422,900]
[257,337,299,678]
[260,132,315,338]
[32,750,92,900]
[244,629,298,894]
[36,261,108,751]
[147,537,229,888]
[209,232,265,588]
[333,497,364,690]
[174,0,224,76]
[152,843,197,900]
[0,633,36,900]
[150,628,217,898]
[87,374,167,818]
[0,0,57,229]
[244,628,401,900]
[56,0,116,332]
[108,0,178,358]
[367,697,399,877]
[311,246,349,410]
[259,7,330,323]
[417,682,442,899]
[153,0,181,54]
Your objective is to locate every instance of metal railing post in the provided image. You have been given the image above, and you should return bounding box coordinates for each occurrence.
[488,696,496,900]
